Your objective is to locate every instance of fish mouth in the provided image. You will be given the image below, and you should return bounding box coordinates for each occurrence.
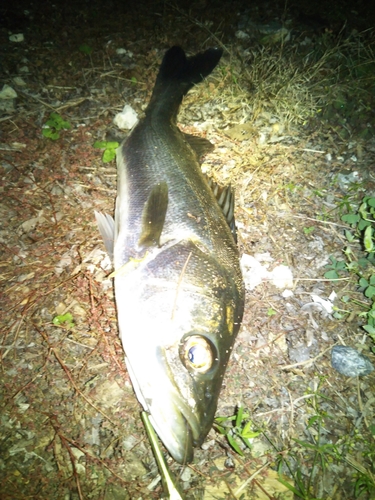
[148,399,199,464]
[125,356,206,463]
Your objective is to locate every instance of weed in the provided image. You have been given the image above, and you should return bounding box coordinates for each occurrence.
[79,43,93,55]
[303,226,315,236]
[216,378,375,499]
[267,307,277,316]
[214,405,261,457]
[42,113,71,140]
[325,196,375,346]
[324,255,347,279]
[52,313,74,327]
[93,140,119,163]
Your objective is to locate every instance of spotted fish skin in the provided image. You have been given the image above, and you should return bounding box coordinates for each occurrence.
[96,46,244,463]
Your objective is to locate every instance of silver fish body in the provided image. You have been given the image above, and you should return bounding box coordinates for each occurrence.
[96,46,244,463]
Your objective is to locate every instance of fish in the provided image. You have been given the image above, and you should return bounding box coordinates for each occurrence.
[95,46,244,464]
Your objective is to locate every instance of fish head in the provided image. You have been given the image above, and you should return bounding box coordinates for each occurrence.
[115,243,243,463]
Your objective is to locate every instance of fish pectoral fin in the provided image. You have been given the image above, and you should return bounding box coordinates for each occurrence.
[183,133,214,160]
[138,182,169,248]
[95,211,115,260]
[206,178,237,242]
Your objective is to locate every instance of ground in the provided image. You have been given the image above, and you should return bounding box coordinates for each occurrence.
[1,0,375,499]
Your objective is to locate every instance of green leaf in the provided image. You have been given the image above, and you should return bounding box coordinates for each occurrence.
[344,229,355,242]
[58,118,71,130]
[324,270,339,279]
[52,313,74,326]
[93,140,108,148]
[359,277,369,287]
[94,141,119,162]
[277,476,304,496]
[227,433,244,456]
[303,226,315,235]
[103,148,117,162]
[367,198,375,208]
[358,258,369,269]
[213,423,227,435]
[341,213,360,225]
[215,415,236,424]
[333,311,345,319]
[79,43,93,55]
[307,415,320,427]
[105,141,119,149]
[363,324,375,334]
[42,129,60,140]
[241,425,261,439]
[46,113,71,129]
[358,219,371,230]
[235,405,244,427]
[365,286,375,298]
[364,225,374,253]
[45,119,58,128]
[293,438,317,451]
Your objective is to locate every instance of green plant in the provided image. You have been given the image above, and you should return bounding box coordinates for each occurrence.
[269,377,375,499]
[79,43,93,55]
[303,226,315,236]
[42,113,71,140]
[325,195,375,346]
[52,313,74,327]
[323,255,347,279]
[93,140,119,163]
[267,307,277,316]
[214,405,261,456]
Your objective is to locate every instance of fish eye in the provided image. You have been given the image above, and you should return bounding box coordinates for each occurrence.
[181,335,214,374]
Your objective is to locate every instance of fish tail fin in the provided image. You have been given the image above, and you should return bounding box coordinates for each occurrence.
[147,46,223,119]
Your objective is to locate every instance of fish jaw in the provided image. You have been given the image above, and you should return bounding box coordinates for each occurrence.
[124,353,198,464]
[114,240,243,463]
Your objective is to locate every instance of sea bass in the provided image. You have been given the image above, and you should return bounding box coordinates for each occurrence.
[95,46,244,463]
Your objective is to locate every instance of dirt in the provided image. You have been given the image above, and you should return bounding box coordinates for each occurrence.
[1,1,374,499]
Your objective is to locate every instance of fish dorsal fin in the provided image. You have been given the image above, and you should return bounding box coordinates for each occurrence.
[138,182,169,248]
[206,178,237,242]
[95,211,115,260]
[183,133,214,160]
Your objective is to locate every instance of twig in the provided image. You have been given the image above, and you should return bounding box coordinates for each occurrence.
[36,326,117,426]
[48,415,129,485]
[235,460,271,497]
[49,415,84,500]
[280,344,334,371]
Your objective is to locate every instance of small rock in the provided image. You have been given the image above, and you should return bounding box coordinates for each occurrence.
[0,84,18,113]
[114,104,139,130]
[0,85,18,99]
[13,77,27,86]
[9,33,24,42]
[331,345,374,377]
